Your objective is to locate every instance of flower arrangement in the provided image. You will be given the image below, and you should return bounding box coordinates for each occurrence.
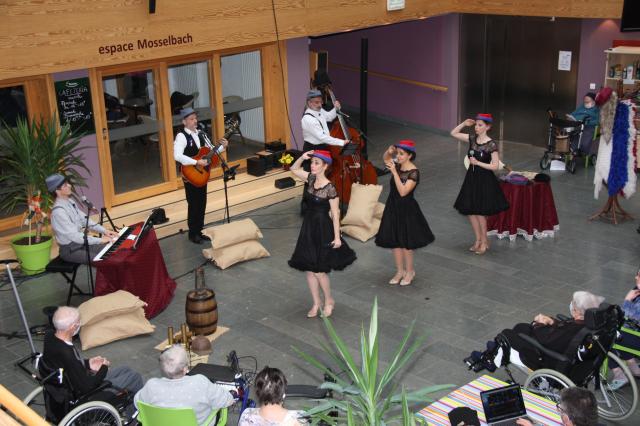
[279,153,294,170]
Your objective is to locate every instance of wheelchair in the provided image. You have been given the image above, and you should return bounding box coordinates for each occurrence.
[22,355,133,425]
[473,304,638,422]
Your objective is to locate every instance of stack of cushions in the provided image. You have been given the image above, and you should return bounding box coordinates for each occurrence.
[201,218,270,269]
[340,183,384,242]
[78,290,155,350]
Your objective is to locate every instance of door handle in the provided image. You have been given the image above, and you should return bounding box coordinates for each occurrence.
[551,82,555,94]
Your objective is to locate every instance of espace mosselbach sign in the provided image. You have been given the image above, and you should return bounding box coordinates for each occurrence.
[98,33,193,56]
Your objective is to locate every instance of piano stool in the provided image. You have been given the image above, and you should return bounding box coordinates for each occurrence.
[45,256,91,305]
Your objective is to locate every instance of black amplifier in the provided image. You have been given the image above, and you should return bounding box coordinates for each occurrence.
[247,156,266,176]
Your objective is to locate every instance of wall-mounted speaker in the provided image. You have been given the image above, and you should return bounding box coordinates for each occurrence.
[149,0,156,14]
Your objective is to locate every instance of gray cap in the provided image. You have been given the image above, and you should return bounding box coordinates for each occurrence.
[180,107,197,119]
[46,174,66,193]
[306,89,322,100]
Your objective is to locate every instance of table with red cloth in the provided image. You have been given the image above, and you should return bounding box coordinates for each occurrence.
[94,227,176,318]
[487,181,559,241]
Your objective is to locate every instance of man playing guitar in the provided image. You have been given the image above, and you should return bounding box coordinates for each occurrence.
[174,107,228,244]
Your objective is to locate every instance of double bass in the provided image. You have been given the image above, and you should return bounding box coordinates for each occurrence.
[325,88,377,203]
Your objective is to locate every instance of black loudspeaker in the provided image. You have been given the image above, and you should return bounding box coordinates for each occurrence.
[317,51,328,72]
[247,156,266,177]
[274,177,296,189]
[149,0,156,14]
[256,151,274,171]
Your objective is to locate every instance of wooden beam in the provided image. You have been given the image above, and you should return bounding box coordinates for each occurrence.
[0,0,624,81]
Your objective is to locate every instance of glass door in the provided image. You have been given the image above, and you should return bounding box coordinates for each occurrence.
[100,66,173,204]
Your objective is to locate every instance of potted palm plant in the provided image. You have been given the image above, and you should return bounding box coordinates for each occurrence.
[294,298,453,425]
[0,117,89,274]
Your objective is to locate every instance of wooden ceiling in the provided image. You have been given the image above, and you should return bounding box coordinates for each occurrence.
[0,0,624,81]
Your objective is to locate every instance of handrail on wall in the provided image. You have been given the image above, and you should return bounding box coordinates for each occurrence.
[0,385,48,426]
[329,62,448,92]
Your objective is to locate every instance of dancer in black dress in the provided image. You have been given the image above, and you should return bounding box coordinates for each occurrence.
[375,140,434,286]
[288,150,356,318]
[451,114,509,255]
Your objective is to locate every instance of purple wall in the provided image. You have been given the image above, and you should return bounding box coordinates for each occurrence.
[576,19,640,104]
[52,70,105,209]
[309,14,460,133]
[286,37,310,150]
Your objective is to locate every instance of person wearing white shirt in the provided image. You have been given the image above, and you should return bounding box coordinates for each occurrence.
[301,89,346,152]
[174,108,228,244]
[47,173,119,264]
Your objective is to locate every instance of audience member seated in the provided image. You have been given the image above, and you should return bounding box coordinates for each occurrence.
[516,387,598,426]
[134,345,234,425]
[567,92,599,154]
[608,269,640,389]
[238,366,308,426]
[43,306,144,397]
[465,291,604,372]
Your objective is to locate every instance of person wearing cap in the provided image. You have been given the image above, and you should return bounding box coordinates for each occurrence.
[375,140,434,286]
[450,115,509,255]
[174,107,228,244]
[47,174,119,264]
[288,149,356,318]
[134,345,234,424]
[301,89,347,152]
[567,92,599,155]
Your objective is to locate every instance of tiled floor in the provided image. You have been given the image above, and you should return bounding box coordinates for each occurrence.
[1,116,639,424]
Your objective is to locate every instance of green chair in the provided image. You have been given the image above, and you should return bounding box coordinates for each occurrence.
[136,401,228,426]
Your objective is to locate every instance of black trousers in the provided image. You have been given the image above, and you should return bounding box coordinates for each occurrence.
[184,181,207,237]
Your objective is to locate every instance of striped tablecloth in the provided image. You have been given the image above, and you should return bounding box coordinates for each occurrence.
[417,375,562,425]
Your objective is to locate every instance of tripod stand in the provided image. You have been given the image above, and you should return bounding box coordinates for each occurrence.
[200,131,239,224]
[1,260,39,375]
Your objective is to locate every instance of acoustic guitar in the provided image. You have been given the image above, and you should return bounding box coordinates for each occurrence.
[181,118,239,187]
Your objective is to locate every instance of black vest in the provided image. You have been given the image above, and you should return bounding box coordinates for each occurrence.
[180,130,201,157]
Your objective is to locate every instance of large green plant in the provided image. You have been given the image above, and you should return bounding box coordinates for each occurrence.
[294,298,453,425]
[0,117,89,241]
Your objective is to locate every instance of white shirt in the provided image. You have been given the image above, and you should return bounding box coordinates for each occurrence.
[301,108,344,146]
[174,127,225,166]
[51,198,106,246]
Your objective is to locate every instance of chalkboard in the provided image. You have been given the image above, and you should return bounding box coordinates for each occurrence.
[55,77,95,134]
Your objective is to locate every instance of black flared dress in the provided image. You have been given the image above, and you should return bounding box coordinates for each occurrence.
[454,136,509,216]
[288,175,356,273]
[375,166,435,250]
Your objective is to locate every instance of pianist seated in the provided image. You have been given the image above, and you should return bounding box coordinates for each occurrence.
[47,173,120,264]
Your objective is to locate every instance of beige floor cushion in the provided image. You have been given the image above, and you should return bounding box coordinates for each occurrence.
[341,217,381,242]
[203,240,270,269]
[341,183,382,228]
[202,218,263,249]
[80,308,155,350]
[78,290,146,327]
[373,202,385,219]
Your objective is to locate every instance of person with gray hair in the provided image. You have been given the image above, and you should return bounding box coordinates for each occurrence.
[42,306,143,396]
[517,387,598,426]
[465,291,605,372]
[134,345,234,424]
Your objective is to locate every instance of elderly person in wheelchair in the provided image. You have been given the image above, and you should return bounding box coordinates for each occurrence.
[465,291,605,373]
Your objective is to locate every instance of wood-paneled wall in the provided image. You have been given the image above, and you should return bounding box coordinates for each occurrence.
[0,0,623,81]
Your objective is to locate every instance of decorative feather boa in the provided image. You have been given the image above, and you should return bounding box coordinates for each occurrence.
[607,102,630,197]
[622,101,637,198]
[594,135,612,199]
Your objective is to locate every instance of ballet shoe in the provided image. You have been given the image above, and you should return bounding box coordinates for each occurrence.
[389,271,405,285]
[323,301,335,317]
[307,305,320,318]
[400,271,415,286]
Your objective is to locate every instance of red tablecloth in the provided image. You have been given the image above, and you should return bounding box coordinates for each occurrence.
[94,227,176,318]
[487,181,559,241]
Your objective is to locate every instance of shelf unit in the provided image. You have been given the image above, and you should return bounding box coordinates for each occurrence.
[603,46,640,94]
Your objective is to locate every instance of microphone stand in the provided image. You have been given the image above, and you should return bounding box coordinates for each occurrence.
[200,130,238,224]
[83,208,95,294]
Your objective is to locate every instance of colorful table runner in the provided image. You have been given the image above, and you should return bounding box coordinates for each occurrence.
[417,375,562,425]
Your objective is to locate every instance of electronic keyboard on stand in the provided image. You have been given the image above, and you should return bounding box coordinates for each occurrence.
[93,223,143,261]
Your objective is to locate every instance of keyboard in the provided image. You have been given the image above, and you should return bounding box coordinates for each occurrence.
[93,226,132,261]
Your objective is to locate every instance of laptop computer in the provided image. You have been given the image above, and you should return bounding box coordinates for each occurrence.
[480,384,529,426]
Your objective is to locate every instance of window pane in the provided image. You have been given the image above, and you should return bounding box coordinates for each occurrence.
[102,70,165,194]
[168,61,213,176]
[0,85,29,219]
[221,51,265,162]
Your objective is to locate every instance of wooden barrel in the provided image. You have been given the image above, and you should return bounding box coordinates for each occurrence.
[185,288,218,335]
